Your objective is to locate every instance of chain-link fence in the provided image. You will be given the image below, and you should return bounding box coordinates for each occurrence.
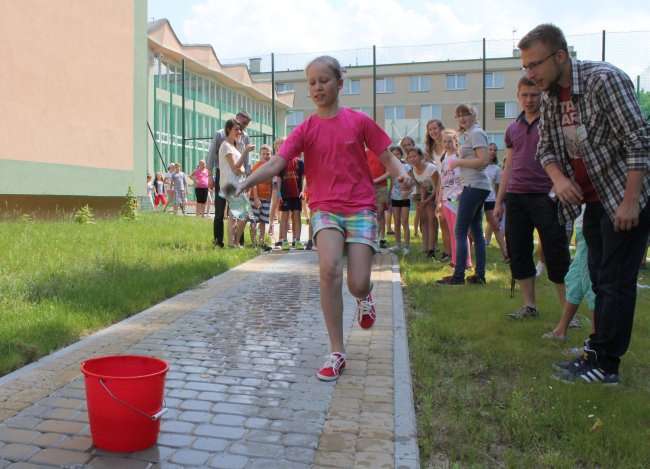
[223,30,650,92]
[149,29,650,191]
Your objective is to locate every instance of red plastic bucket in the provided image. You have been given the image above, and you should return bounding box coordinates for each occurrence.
[81,355,169,452]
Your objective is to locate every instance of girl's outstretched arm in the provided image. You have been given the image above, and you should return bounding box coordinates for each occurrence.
[378,149,413,190]
[236,155,287,196]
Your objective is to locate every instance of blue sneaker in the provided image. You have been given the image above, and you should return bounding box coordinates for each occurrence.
[555,364,620,385]
[553,350,619,385]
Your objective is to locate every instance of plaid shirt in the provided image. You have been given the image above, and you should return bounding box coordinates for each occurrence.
[536,58,650,224]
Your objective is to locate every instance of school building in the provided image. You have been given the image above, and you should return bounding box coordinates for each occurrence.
[255,56,525,152]
[1,2,292,217]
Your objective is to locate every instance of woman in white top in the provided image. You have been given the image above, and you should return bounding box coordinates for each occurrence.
[219,118,255,247]
[436,104,491,285]
[409,147,439,256]
[425,119,447,257]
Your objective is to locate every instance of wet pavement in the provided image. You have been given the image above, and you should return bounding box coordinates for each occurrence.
[0,249,419,468]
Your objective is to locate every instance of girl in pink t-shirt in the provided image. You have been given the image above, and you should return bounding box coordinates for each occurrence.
[238,56,412,381]
[191,159,211,218]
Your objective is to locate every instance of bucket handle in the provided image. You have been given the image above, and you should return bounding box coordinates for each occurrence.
[99,379,168,421]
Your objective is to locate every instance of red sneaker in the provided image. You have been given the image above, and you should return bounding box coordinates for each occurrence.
[317,353,346,381]
[356,294,376,329]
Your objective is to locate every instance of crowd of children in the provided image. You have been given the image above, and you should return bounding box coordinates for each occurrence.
[141,44,648,385]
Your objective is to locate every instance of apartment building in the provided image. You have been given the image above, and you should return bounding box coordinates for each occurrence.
[147,20,294,177]
[256,56,524,152]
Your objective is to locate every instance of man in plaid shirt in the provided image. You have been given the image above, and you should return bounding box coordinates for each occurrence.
[518,24,649,385]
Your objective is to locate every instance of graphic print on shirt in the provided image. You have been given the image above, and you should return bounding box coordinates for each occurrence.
[559,87,598,201]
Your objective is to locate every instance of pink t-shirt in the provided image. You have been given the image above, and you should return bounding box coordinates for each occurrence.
[192,168,210,188]
[278,107,392,213]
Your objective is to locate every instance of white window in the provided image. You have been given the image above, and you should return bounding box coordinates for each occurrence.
[376,77,395,94]
[385,106,405,120]
[420,104,442,120]
[446,73,467,90]
[286,110,304,127]
[486,133,505,150]
[409,75,430,92]
[276,82,294,93]
[485,71,504,89]
[495,101,517,119]
[343,79,360,95]
[352,106,372,116]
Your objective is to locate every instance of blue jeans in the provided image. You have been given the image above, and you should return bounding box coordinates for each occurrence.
[453,187,490,279]
[582,200,650,374]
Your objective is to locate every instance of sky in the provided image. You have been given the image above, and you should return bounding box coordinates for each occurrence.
[147,0,650,79]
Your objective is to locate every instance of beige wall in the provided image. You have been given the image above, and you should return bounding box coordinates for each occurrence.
[258,57,522,143]
[0,0,135,170]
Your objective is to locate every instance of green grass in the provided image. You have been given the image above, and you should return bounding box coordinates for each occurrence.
[0,214,257,377]
[402,238,650,468]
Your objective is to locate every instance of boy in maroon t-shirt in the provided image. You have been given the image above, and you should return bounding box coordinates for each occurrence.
[277,156,305,249]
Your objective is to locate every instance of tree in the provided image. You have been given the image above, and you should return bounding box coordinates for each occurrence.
[638,90,650,120]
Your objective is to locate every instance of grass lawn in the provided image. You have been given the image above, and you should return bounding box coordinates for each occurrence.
[401,234,650,468]
[0,213,257,377]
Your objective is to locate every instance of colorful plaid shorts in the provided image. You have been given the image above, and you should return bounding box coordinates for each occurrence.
[311,209,378,252]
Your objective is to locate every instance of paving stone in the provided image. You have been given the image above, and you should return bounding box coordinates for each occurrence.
[191,437,229,452]
[247,458,310,469]
[57,435,93,451]
[0,444,39,461]
[0,429,40,445]
[170,448,210,466]
[2,462,42,468]
[0,418,40,430]
[210,413,246,427]
[178,411,212,423]
[243,429,282,444]
[157,432,195,448]
[354,450,395,468]
[212,403,260,417]
[30,432,66,447]
[160,420,196,433]
[243,417,271,430]
[86,456,152,468]
[229,441,285,459]
[356,437,394,454]
[196,391,228,402]
[312,450,355,468]
[193,424,245,440]
[280,433,317,450]
[41,407,81,421]
[33,419,87,435]
[207,452,249,469]
[29,447,92,466]
[128,444,176,462]
[285,445,316,464]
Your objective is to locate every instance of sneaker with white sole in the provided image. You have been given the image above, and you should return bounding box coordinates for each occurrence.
[317,353,346,381]
[507,305,539,319]
[554,360,619,385]
[357,294,377,329]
